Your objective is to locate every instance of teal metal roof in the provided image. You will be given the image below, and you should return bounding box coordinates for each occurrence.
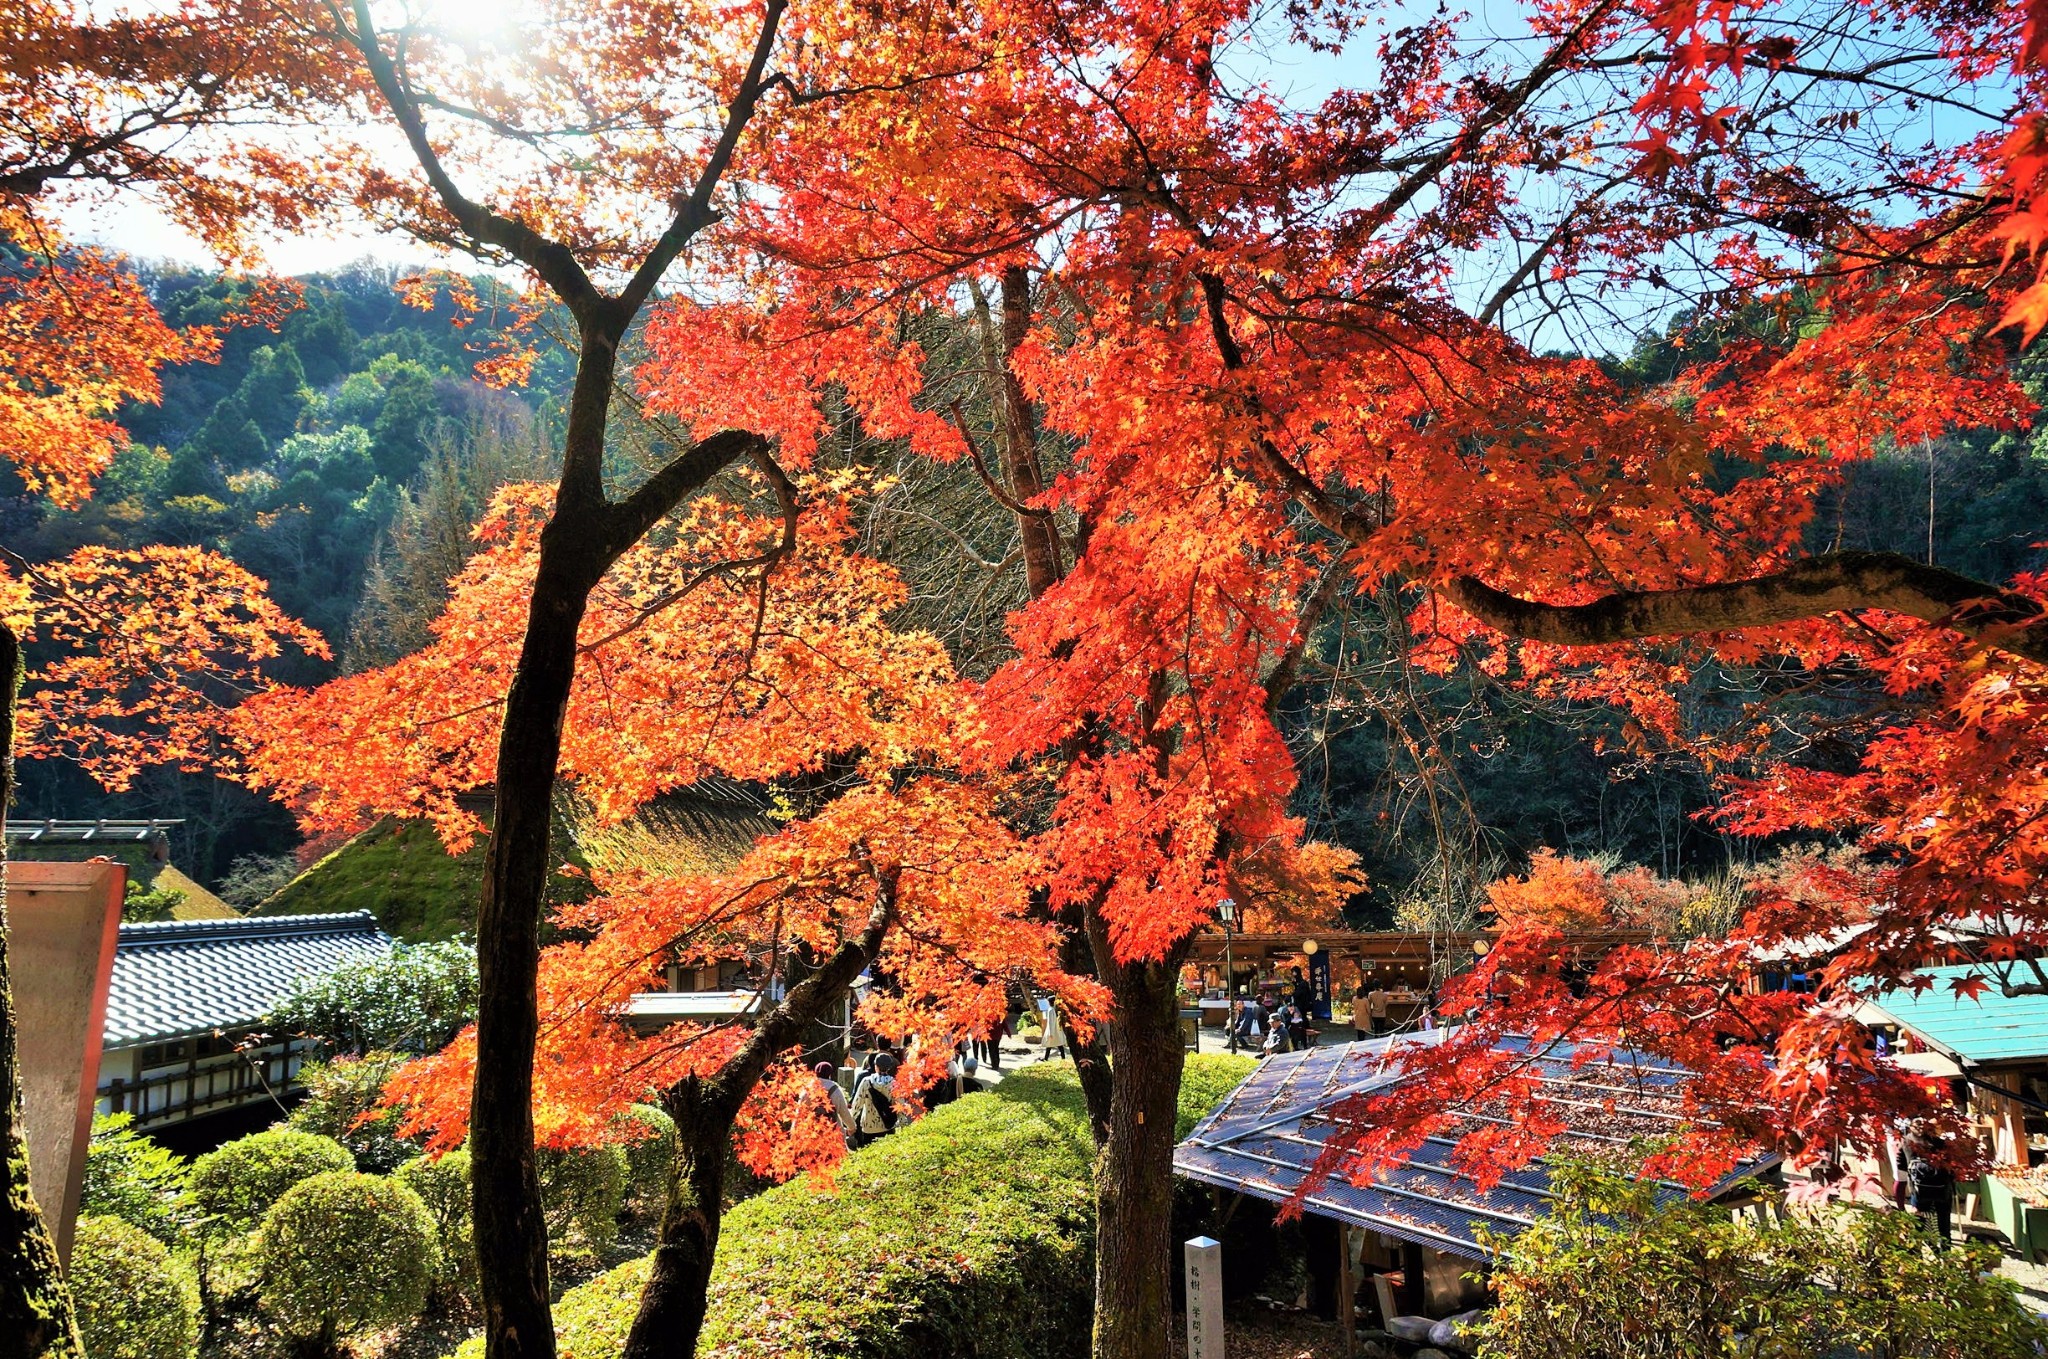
[1869,965,2048,1066]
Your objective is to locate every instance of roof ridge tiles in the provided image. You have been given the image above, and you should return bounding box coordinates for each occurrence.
[116,910,385,950]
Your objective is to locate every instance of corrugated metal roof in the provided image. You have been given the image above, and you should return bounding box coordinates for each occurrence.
[1175,1035,1778,1261]
[1866,965,2048,1066]
[6,818,180,844]
[105,912,392,1048]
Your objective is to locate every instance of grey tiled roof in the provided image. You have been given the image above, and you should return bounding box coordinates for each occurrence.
[105,912,392,1048]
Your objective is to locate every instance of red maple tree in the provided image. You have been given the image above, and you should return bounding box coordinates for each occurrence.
[18,4,2048,1358]
[616,4,2048,1356]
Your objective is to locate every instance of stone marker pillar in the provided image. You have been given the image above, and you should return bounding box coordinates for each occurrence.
[8,858,125,1261]
[1185,1234,1224,1359]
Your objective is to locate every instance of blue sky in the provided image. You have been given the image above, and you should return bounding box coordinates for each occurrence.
[55,0,2009,361]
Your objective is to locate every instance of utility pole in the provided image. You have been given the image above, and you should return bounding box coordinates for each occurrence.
[1219,897,1238,1053]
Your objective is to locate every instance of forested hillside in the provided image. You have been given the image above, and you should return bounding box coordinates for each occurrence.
[3,261,572,880]
[9,263,2046,917]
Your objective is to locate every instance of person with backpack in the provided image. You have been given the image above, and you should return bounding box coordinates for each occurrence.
[1902,1132,1957,1249]
[851,1051,900,1147]
[805,1059,854,1145]
[857,1039,898,1081]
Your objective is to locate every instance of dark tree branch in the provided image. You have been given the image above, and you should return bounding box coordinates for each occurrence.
[1199,274,1382,545]
[707,861,897,1113]
[616,0,786,318]
[1477,170,1630,328]
[1264,558,1351,717]
[605,430,771,553]
[1350,0,1621,231]
[1441,551,2048,666]
[339,0,601,322]
[621,862,894,1359]
[948,400,1053,519]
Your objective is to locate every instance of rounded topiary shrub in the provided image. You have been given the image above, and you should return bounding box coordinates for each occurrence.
[70,1215,201,1359]
[615,1103,677,1211]
[538,1141,628,1256]
[258,1170,440,1354]
[284,1053,421,1173]
[395,1146,473,1290]
[188,1128,354,1235]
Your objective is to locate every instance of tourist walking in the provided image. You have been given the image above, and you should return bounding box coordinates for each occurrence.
[976,1012,1008,1070]
[1902,1134,1956,1248]
[1037,995,1070,1060]
[806,1059,854,1144]
[851,1052,900,1148]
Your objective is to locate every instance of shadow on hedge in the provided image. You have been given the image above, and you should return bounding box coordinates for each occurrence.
[455,1055,1254,1359]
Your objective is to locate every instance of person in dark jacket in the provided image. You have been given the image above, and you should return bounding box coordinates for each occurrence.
[1269,997,1302,1054]
[1232,995,1268,1052]
[976,1013,1008,1070]
[1282,988,1311,1050]
[1901,1134,1956,1249]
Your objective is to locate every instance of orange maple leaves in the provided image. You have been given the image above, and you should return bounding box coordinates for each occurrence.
[1483,851,1691,934]
[237,478,966,844]
[0,238,220,508]
[385,780,1070,1162]
[6,544,327,791]
[239,471,1084,1161]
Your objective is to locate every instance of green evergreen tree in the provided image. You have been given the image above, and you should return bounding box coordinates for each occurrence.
[157,444,225,502]
[233,345,311,445]
[282,302,357,388]
[368,362,439,482]
[181,397,265,472]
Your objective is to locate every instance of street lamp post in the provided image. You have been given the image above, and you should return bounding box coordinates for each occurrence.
[1218,897,1238,1053]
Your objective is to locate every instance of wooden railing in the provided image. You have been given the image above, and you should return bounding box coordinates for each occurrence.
[100,1038,315,1129]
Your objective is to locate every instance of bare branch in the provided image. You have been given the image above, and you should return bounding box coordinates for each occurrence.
[947,400,1053,519]
[1440,551,2048,666]
[1263,557,1351,716]
[339,0,601,320]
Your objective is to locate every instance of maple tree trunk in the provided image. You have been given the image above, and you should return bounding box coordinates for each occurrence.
[1088,936,1189,1359]
[470,333,628,1359]
[471,545,598,1359]
[998,265,1062,597]
[987,286,1173,1356]
[0,623,85,1359]
[465,305,763,1354]
[622,876,895,1359]
[622,1086,728,1359]
[1057,907,1112,1147]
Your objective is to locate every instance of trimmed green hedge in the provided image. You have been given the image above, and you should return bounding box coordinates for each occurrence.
[188,1129,354,1236]
[259,1170,441,1345]
[70,1215,200,1359]
[471,1054,1252,1359]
